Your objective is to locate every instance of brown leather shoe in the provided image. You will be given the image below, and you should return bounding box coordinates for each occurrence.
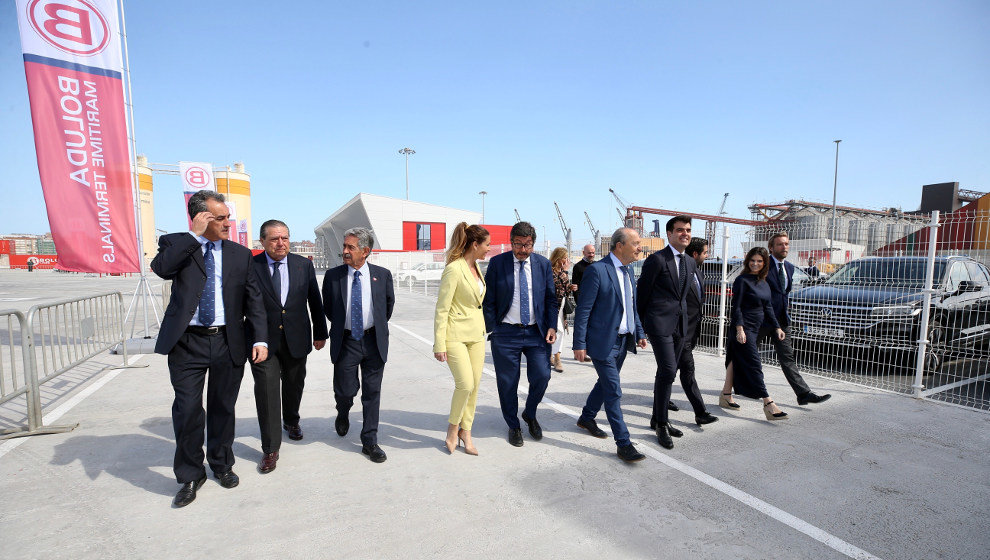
[284,424,303,441]
[259,451,279,474]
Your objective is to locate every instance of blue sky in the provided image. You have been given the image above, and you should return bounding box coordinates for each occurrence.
[1,1,988,248]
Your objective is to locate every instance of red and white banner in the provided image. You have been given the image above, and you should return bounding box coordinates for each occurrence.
[15,0,139,273]
[179,161,215,228]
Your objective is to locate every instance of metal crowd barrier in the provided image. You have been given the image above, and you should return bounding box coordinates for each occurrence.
[0,291,127,439]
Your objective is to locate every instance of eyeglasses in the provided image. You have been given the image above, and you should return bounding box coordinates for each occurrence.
[512,242,534,250]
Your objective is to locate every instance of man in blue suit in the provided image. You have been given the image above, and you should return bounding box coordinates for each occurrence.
[572,227,648,463]
[483,221,558,447]
[764,232,831,405]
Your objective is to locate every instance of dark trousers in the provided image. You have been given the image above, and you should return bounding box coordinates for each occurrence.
[490,323,551,430]
[250,331,307,454]
[676,339,708,415]
[648,332,684,425]
[759,325,812,397]
[580,333,633,447]
[168,331,243,483]
[334,333,385,446]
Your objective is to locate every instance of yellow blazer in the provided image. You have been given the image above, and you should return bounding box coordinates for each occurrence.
[433,258,487,352]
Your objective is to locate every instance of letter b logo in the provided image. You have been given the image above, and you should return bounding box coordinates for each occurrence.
[27,0,111,56]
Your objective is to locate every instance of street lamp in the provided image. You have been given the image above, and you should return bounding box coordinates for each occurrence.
[479,190,488,223]
[830,140,841,255]
[398,147,416,200]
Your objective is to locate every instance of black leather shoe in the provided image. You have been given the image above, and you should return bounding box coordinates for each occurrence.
[284,424,303,441]
[335,415,349,437]
[666,422,683,438]
[649,416,657,430]
[362,443,387,463]
[576,418,608,439]
[656,425,674,449]
[508,428,524,447]
[522,415,543,440]
[797,392,832,405]
[667,400,679,412]
[173,475,206,508]
[617,444,645,462]
[695,412,719,425]
[214,469,239,489]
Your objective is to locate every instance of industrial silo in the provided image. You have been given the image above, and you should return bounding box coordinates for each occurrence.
[137,155,156,269]
[215,162,253,248]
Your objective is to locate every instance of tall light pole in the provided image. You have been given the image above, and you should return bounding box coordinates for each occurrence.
[830,140,841,255]
[479,190,488,223]
[398,147,416,200]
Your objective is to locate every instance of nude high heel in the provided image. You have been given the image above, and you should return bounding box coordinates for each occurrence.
[458,428,479,456]
[444,423,459,454]
[719,392,740,410]
[763,400,789,421]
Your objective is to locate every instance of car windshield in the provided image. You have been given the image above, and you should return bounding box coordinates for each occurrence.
[825,259,947,288]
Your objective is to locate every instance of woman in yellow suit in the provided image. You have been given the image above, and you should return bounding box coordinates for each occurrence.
[434,222,490,455]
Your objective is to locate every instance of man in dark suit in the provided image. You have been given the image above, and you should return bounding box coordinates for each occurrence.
[764,232,831,405]
[806,256,821,278]
[678,237,719,426]
[152,190,267,508]
[570,243,596,363]
[322,227,395,463]
[573,227,648,463]
[636,215,696,449]
[483,221,558,447]
[247,220,328,474]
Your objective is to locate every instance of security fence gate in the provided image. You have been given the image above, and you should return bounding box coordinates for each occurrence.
[697,210,990,411]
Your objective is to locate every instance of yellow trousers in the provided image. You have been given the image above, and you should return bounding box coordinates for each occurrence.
[446,339,485,429]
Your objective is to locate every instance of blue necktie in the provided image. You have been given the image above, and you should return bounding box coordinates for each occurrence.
[271,261,282,306]
[620,265,635,334]
[199,242,215,326]
[518,260,530,325]
[351,270,363,340]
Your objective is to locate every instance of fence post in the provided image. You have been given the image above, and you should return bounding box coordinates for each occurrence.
[913,210,940,398]
[716,226,730,357]
[20,314,43,432]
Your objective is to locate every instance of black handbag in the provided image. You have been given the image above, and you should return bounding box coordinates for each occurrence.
[563,294,576,315]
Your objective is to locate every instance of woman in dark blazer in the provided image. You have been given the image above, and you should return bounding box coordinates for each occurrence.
[720,247,789,420]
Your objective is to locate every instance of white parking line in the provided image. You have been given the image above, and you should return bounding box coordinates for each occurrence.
[0,354,144,459]
[392,322,882,560]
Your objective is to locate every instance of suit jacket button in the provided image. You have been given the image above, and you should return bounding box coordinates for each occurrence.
[282,310,286,314]
[478,305,482,309]
[279,325,283,329]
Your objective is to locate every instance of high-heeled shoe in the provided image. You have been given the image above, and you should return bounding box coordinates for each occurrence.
[458,428,479,456]
[444,424,459,454]
[719,392,740,409]
[763,400,788,421]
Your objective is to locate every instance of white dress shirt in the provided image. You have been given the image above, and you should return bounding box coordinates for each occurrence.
[344,262,375,331]
[188,233,225,327]
[503,256,535,325]
[609,252,631,334]
[265,253,289,306]
[669,243,685,277]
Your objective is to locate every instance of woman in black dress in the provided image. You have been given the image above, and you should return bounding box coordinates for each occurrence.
[719,247,789,420]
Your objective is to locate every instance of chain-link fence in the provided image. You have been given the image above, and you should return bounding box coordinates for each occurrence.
[695,210,990,411]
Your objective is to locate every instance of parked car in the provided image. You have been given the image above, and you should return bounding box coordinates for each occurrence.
[788,256,990,372]
[395,262,445,286]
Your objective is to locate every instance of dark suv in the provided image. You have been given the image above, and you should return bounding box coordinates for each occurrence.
[788,256,990,372]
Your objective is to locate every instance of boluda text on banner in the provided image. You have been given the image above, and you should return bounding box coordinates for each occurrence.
[15,0,139,273]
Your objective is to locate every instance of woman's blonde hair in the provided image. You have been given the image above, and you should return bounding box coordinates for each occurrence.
[549,247,568,270]
[446,222,489,264]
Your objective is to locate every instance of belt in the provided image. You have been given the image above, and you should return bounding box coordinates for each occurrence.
[501,323,536,328]
[186,325,226,336]
[344,327,375,337]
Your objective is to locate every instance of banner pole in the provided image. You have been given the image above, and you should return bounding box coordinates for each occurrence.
[118,0,159,341]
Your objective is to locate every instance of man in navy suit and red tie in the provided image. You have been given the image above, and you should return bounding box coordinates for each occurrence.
[764,232,830,405]
[247,220,328,474]
[483,221,558,447]
[323,227,395,463]
[572,227,648,463]
[152,190,268,508]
